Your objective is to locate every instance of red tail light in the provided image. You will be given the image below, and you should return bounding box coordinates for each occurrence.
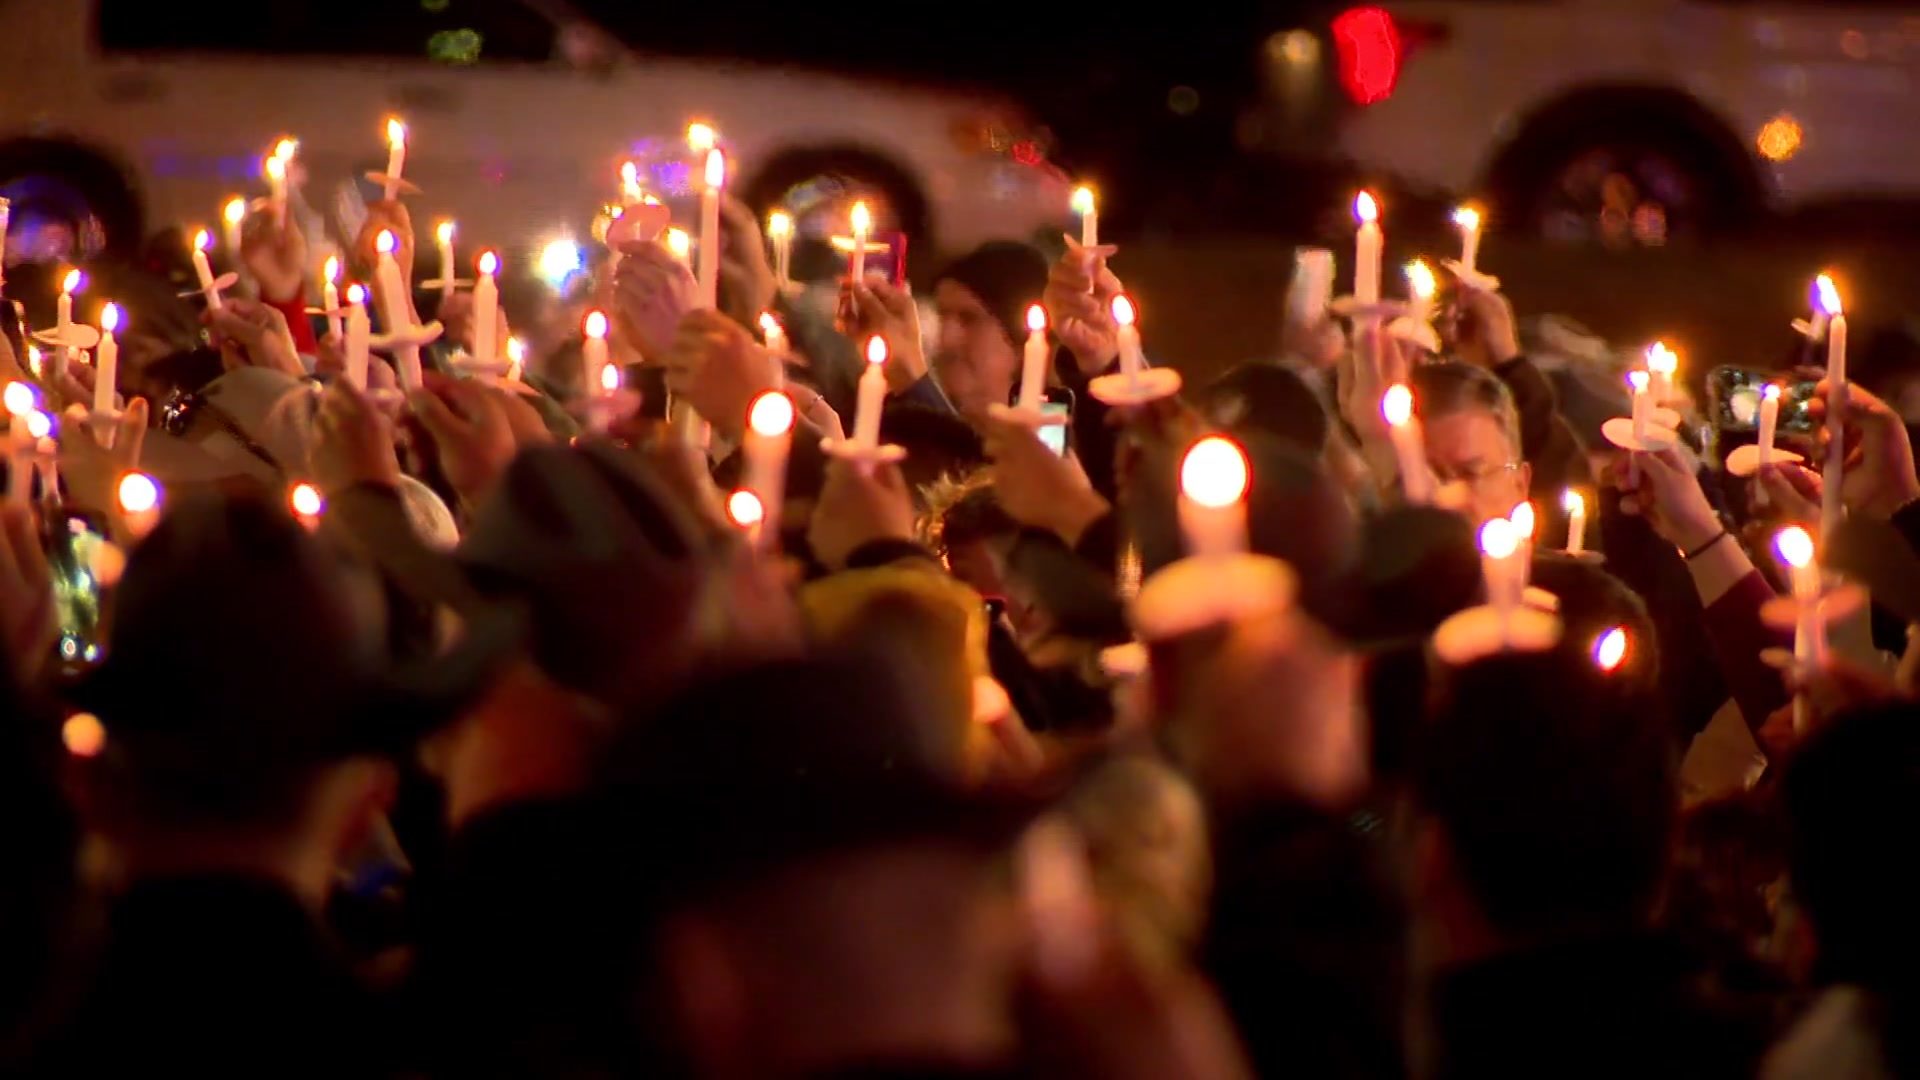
[1333,8,1449,106]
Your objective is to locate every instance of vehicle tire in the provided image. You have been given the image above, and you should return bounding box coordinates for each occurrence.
[0,140,143,265]
[742,147,931,281]
[1489,95,1759,248]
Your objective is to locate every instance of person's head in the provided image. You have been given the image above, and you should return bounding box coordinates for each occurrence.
[921,469,1020,602]
[1411,362,1531,525]
[1410,647,1676,961]
[930,242,1050,425]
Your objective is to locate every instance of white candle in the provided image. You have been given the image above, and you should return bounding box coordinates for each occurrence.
[382,118,407,201]
[1178,435,1250,557]
[696,150,725,309]
[265,155,288,231]
[1776,527,1828,733]
[1381,384,1433,504]
[1480,517,1521,617]
[344,284,370,389]
[222,197,247,269]
[55,269,80,378]
[1818,275,1847,543]
[191,231,223,310]
[0,197,10,287]
[1112,295,1144,392]
[1510,500,1536,591]
[473,251,499,366]
[852,335,888,448]
[1353,192,1382,306]
[582,310,610,425]
[766,212,792,291]
[744,389,794,543]
[1405,259,1436,327]
[435,221,456,299]
[1564,489,1587,555]
[94,303,120,421]
[1628,371,1650,444]
[373,231,421,389]
[322,256,343,341]
[849,201,871,284]
[1646,341,1677,404]
[1016,304,1050,412]
[1072,186,1098,249]
[1757,383,1781,468]
[1453,206,1482,273]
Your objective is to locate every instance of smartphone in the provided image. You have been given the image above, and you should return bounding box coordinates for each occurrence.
[1039,389,1073,457]
[44,510,108,668]
[1708,365,1818,436]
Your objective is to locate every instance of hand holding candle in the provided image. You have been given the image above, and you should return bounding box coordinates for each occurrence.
[1071,185,1098,249]
[851,335,888,449]
[435,221,456,298]
[1178,435,1251,558]
[191,231,224,310]
[766,211,792,290]
[474,251,500,366]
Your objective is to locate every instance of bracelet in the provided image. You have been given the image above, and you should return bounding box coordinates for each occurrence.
[1682,530,1731,561]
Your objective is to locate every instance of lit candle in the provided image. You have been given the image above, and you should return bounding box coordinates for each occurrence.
[759,311,788,387]
[1112,294,1145,392]
[94,303,120,422]
[1072,185,1098,248]
[1016,304,1050,412]
[1452,206,1482,273]
[744,389,795,543]
[697,149,725,309]
[766,211,792,290]
[1817,274,1847,543]
[506,337,527,382]
[1757,383,1781,471]
[435,221,456,298]
[687,122,716,153]
[666,228,692,270]
[1353,192,1382,306]
[848,201,871,284]
[1776,525,1826,731]
[1381,383,1433,504]
[1178,435,1251,558]
[1564,489,1588,555]
[264,154,288,231]
[1510,500,1536,592]
[851,335,889,449]
[55,269,81,378]
[620,161,644,206]
[191,231,223,310]
[1646,341,1677,404]
[1404,259,1436,326]
[473,251,499,366]
[1628,371,1650,444]
[726,489,764,541]
[1480,517,1521,618]
[117,471,161,540]
[373,230,421,388]
[382,118,408,200]
[289,482,324,530]
[221,197,247,269]
[582,310,610,423]
[321,256,343,341]
[344,284,370,389]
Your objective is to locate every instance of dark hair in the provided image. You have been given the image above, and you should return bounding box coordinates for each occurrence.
[1416,647,1677,937]
[1410,362,1522,454]
[932,475,1018,560]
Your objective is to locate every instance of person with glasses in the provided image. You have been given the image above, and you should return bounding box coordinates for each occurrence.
[1409,362,1531,527]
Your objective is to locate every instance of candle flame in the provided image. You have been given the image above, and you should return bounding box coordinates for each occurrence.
[704,148,725,190]
[767,211,792,238]
[1026,304,1048,333]
[727,489,764,528]
[1111,294,1137,327]
[323,255,340,283]
[3,381,36,416]
[436,220,455,245]
[687,122,716,152]
[600,363,621,392]
[865,335,888,367]
[346,283,367,305]
[666,228,691,258]
[1763,383,1781,401]
[223,197,247,225]
[1775,525,1815,569]
[376,229,396,255]
[61,269,81,294]
[1180,435,1251,509]
[1479,517,1519,560]
[273,137,299,162]
[758,311,781,335]
[264,155,286,182]
[25,346,40,377]
[193,229,212,252]
[1354,191,1379,224]
[386,117,407,149]
[1452,205,1480,232]
[1404,259,1436,300]
[1071,186,1096,217]
[100,303,121,334]
[290,482,323,517]
[1627,371,1649,393]
[25,411,49,439]
[62,713,105,758]
[117,471,160,513]
[1816,273,1843,316]
[1646,341,1677,375]
[850,201,871,235]
[1594,626,1629,672]
[1381,383,1414,427]
[507,337,527,364]
[1510,500,1536,540]
[1563,489,1585,515]
[749,390,796,437]
[620,160,641,193]
[478,250,499,276]
[584,310,609,339]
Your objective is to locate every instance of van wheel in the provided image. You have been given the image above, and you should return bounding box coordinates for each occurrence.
[743,148,931,281]
[1492,110,1757,248]
[0,141,143,266]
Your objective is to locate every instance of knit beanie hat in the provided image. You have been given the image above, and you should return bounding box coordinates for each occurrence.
[934,241,1051,348]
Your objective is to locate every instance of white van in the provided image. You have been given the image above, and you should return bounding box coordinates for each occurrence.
[0,0,1070,270]
[1324,0,1920,243]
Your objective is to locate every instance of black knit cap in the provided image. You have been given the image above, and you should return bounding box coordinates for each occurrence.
[934,241,1051,348]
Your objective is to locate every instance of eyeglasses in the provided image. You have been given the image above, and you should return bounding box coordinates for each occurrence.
[1431,460,1522,489]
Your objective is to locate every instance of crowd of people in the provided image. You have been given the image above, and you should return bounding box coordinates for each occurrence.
[0,143,1918,1079]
